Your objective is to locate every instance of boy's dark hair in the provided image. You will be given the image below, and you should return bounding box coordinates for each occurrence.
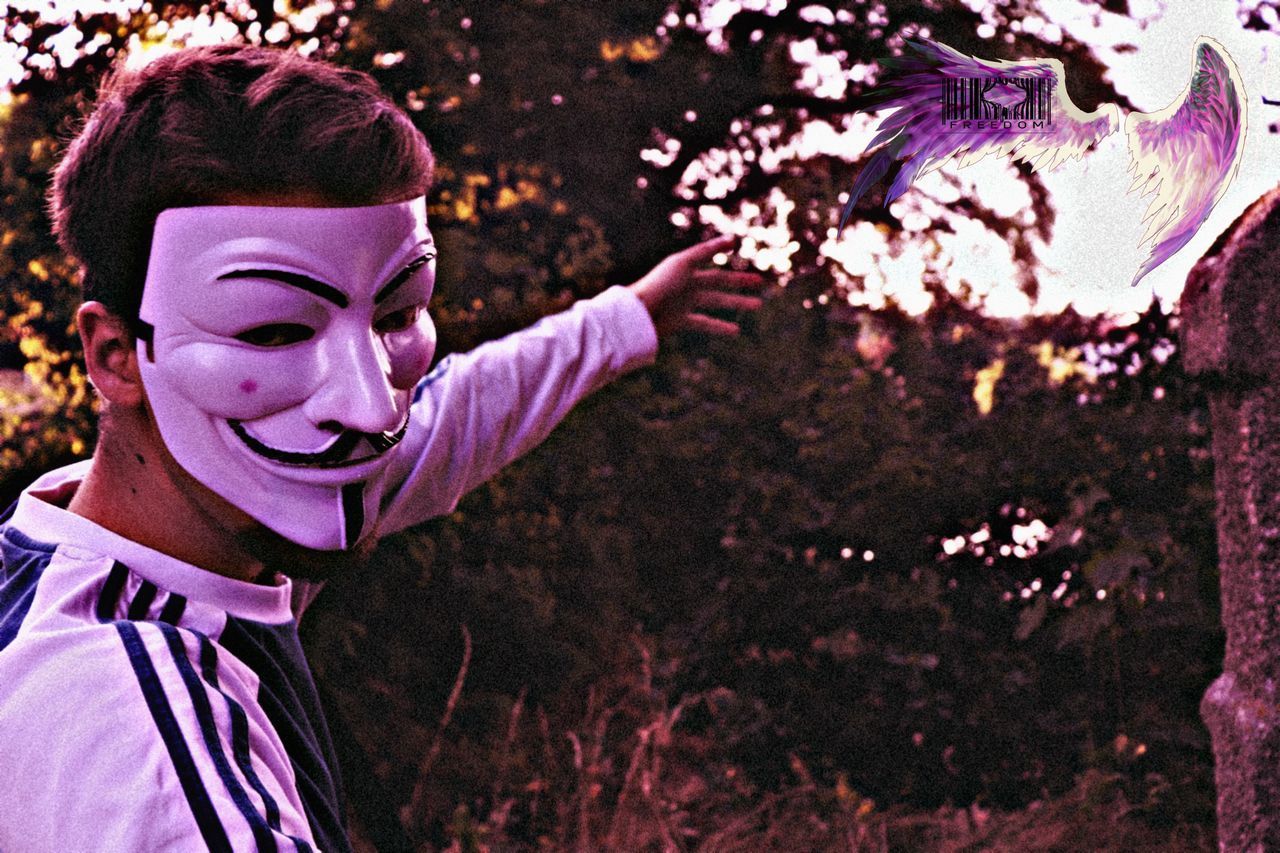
[49,44,434,324]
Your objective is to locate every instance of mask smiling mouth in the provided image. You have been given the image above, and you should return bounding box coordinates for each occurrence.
[227,418,409,467]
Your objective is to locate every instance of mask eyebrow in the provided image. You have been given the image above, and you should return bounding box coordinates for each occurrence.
[217,269,350,308]
[374,253,435,304]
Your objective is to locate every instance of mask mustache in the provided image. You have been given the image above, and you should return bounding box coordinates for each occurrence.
[228,418,409,467]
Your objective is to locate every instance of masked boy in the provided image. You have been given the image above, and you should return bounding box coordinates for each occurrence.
[0,44,760,850]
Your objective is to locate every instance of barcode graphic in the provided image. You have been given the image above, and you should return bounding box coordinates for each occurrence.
[943,77,1054,122]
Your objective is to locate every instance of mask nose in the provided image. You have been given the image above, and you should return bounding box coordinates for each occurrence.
[303,327,403,435]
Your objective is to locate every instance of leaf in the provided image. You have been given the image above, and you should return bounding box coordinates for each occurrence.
[1071,483,1111,517]
[1055,601,1116,650]
[1015,594,1049,641]
[482,249,527,277]
[1082,546,1150,588]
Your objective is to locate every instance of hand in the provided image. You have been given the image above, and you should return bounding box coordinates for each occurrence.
[628,235,766,339]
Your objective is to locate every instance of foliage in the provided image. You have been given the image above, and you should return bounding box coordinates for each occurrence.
[305,281,1219,848]
[0,0,1124,489]
[0,0,349,492]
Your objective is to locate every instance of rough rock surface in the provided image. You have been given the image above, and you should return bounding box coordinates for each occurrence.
[1181,185,1280,852]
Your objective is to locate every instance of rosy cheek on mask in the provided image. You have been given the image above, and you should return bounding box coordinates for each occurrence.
[384,317,436,391]
[157,340,323,421]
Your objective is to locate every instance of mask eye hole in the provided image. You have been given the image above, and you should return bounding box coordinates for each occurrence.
[374,306,420,335]
[234,323,315,347]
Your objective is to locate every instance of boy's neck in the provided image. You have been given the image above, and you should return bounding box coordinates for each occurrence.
[67,418,271,584]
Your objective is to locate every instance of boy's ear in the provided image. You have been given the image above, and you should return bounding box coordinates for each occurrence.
[77,302,144,407]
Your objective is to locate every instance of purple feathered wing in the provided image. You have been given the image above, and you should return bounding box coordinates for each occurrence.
[838,38,1120,231]
[1124,37,1246,286]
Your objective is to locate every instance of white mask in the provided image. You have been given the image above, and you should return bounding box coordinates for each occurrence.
[136,198,437,550]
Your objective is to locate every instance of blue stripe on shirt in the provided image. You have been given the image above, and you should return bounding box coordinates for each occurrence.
[218,617,349,850]
[115,620,233,852]
[158,592,188,625]
[195,635,283,831]
[95,561,128,621]
[127,580,158,620]
[412,354,453,403]
[195,628,314,852]
[0,527,55,653]
[159,623,281,853]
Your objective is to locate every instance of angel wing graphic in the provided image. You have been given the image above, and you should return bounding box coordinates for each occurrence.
[838,37,1247,287]
[1124,39,1247,284]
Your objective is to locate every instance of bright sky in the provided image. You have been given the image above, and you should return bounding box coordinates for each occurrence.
[0,0,330,84]
[835,0,1277,319]
[679,0,1277,320]
[1031,0,1278,318]
[3,1,1273,320]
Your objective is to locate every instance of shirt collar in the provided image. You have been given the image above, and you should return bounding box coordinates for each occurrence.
[9,461,296,625]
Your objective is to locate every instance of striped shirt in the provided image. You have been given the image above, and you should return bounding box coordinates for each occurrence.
[0,287,656,849]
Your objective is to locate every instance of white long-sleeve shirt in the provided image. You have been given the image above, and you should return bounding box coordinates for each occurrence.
[0,287,657,851]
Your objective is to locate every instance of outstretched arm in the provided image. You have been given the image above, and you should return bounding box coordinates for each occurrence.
[374,235,764,537]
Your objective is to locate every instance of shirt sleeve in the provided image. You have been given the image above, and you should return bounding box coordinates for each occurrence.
[375,285,658,537]
[0,621,318,852]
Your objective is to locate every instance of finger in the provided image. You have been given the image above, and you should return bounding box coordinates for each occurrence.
[691,269,768,290]
[682,313,741,336]
[675,234,738,266]
[694,291,763,312]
